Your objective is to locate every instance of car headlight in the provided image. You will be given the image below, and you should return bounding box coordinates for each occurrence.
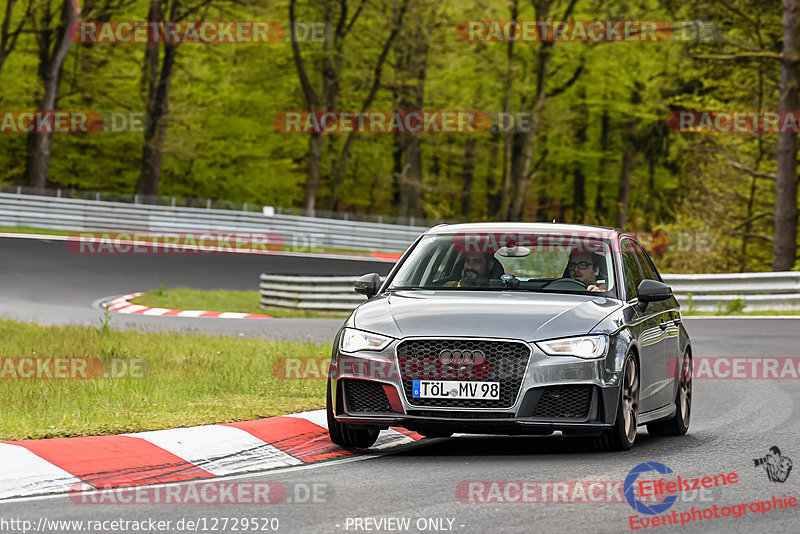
[536,335,608,359]
[339,328,393,352]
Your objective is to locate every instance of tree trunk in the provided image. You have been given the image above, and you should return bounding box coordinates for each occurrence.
[302,131,324,214]
[394,136,424,218]
[391,19,427,219]
[742,60,768,272]
[461,138,476,219]
[773,0,799,270]
[0,0,27,85]
[26,0,80,189]
[392,132,402,207]
[502,0,578,221]
[486,131,501,216]
[325,0,410,212]
[0,0,16,83]
[615,84,642,229]
[135,0,177,199]
[573,86,588,223]
[574,169,586,223]
[290,0,338,215]
[497,0,519,220]
[616,144,637,228]
[594,109,610,224]
[644,158,656,227]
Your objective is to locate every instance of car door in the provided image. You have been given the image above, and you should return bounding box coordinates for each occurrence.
[632,241,682,407]
[620,238,666,414]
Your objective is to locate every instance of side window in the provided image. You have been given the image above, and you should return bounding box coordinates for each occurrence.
[621,239,644,300]
[630,240,659,281]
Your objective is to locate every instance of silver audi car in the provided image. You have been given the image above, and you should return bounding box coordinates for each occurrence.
[326,223,692,451]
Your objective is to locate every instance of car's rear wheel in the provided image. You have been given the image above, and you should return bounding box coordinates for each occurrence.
[326,378,380,449]
[595,353,639,451]
[647,349,692,436]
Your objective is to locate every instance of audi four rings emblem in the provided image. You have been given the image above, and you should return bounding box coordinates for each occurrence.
[439,349,485,365]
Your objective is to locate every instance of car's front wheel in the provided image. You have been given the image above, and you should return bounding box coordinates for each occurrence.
[647,349,692,436]
[326,379,380,449]
[596,353,639,451]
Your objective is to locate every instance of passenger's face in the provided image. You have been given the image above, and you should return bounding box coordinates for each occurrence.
[568,253,599,285]
[464,254,492,280]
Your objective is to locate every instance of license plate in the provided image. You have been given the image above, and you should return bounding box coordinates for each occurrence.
[412,380,499,400]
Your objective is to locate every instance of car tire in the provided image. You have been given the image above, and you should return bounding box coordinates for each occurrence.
[595,353,639,452]
[326,378,380,449]
[647,349,692,437]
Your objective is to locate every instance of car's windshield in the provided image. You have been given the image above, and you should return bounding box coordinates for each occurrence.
[389,231,616,294]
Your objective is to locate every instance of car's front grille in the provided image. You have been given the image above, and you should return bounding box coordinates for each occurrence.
[532,385,593,418]
[397,339,530,408]
[343,380,393,413]
[407,410,515,419]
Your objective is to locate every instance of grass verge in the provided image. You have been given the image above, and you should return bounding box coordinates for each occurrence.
[0,225,75,236]
[0,319,330,441]
[130,287,350,319]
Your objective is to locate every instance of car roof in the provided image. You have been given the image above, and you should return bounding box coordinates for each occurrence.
[425,222,620,235]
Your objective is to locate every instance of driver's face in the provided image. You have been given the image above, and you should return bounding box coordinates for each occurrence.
[568,253,599,285]
[464,253,492,280]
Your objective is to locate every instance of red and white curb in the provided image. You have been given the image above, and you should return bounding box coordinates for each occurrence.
[103,293,273,319]
[0,410,423,500]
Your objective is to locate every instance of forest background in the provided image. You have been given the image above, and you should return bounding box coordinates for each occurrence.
[0,0,797,273]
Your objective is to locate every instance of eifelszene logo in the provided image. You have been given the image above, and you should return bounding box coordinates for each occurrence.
[753,447,793,483]
[625,462,678,515]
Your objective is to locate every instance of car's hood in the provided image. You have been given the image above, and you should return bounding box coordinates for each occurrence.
[353,290,623,341]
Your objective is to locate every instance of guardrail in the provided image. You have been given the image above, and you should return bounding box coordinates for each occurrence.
[664,272,800,312]
[0,184,451,227]
[259,272,800,313]
[259,275,387,311]
[4,191,798,313]
[0,193,426,253]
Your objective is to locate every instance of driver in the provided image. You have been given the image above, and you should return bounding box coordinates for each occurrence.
[567,250,604,292]
[445,252,496,287]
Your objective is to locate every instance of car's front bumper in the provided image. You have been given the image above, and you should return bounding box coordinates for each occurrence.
[330,335,627,436]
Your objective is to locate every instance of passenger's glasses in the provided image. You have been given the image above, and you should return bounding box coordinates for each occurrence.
[567,261,592,271]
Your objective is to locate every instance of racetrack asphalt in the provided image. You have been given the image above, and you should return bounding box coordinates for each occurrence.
[2,234,799,533]
[3,318,799,533]
[0,235,392,343]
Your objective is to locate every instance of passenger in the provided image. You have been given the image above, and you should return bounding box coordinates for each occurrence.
[567,251,604,292]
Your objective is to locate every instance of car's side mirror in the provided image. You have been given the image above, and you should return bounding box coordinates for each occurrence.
[354,273,382,298]
[637,279,672,302]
